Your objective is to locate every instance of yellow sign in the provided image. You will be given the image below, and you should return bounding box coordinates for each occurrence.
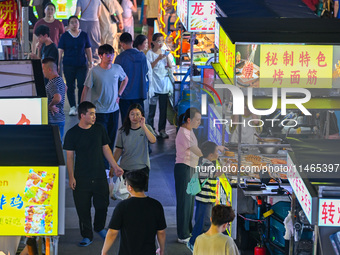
[0,166,59,236]
[219,27,235,83]
[260,45,333,88]
[216,170,233,236]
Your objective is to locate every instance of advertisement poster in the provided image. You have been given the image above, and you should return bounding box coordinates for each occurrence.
[0,0,19,39]
[52,0,77,20]
[188,1,216,32]
[0,167,59,236]
[0,98,43,125]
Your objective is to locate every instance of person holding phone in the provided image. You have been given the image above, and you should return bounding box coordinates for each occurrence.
[113,103,157,191]
[146,33,172,139]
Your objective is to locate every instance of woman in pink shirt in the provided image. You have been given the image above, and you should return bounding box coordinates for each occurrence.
[174,107,202,244]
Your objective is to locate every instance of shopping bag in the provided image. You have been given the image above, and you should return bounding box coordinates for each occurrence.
[109,178,115,200]
[142,25,148,36]
[186,173,209,196]
[112,177,129,200]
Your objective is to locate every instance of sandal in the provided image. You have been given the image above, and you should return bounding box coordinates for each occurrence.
[78,238,93,247]
[96,229,108,240]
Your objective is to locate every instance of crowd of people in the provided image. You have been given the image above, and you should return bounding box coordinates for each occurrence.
[28,2,239,255]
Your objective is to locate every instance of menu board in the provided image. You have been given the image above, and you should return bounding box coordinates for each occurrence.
[0,167,59,236]
[177,0,216,32]
[52,0,77,20]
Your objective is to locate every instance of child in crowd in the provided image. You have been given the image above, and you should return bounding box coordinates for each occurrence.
[113,103,156,191]
[187,141,223,251]
[193,204,240,255]
[146,33,172,138]
[120,0,137,38]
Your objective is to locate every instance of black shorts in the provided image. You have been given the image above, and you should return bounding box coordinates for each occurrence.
[147,18,157,27]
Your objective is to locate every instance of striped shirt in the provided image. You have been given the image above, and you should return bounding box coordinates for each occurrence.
[45,76,66,124]
[196,158,217,203]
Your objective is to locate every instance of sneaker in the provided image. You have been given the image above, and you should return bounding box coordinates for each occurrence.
[69,106,77,116]
[177,237,190,244]
[159,130,169,139]
[186,241,194,252]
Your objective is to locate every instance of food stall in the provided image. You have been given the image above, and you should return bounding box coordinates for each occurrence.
[208,17,340,254]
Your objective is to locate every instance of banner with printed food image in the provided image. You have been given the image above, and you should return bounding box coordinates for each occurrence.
[188,0,216,32]
[0,167,58,236]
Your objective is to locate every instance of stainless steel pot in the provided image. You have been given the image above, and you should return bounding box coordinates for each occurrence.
[257,138,282,154]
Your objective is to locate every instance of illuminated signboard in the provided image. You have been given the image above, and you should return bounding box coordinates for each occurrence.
[319,198,340,227]
[287,154,312,224]
[0,98,47,125]
[52,0,77,20]
[232,43,338,88]
[0,167,59,236]
[219,27,235,83]
[188,1,216,32]
[177,0,188,31]
[178,0,216,32]
[260,45,332,88]
[214,20,219,49]
[0,0,19,39]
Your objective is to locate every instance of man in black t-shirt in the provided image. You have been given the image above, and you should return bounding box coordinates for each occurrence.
[63,101,123,247]
[102,170,167,255]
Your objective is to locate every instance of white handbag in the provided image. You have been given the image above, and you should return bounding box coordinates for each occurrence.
[111,177,129,200]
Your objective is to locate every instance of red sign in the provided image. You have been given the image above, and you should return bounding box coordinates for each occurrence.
[0,0,19,39]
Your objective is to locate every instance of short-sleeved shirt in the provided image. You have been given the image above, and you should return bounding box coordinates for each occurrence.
[41,43,58,65]
[146,49,169,94]
[84,64,126,113]
[77,0,101,21]
[45,76,66,124]
[115,125,156,170]
[195,158,217,204]
[63,123,110,180]
[122,0,133,18]
[144,0,158,18]
[175,126,199,168]
[109,197,167,255]
[114,49,148,100]
[33,19,65,46]
[58,30,91,67]
[193,233,240,255]
[99,0,123,28]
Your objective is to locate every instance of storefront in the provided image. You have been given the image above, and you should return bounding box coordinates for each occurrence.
[209,17,340,254]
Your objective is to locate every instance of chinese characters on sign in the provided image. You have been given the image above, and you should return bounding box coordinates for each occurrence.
[0,0,18,39]
[188,1,216,32]
[319,199,340,227]
[287,155,313,224]
[219,27,235,83]
[0,167,59,236]
[260,45,332,88]
[0,98,43,125]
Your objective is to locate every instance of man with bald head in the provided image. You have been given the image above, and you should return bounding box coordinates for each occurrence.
[42,57,67,138]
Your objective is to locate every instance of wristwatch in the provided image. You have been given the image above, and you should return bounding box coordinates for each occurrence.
[118,94,122,98]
